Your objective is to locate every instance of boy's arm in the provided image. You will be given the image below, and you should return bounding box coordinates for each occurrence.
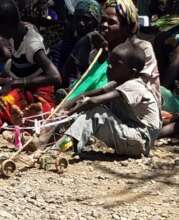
[68,89,120,115]
[62,81,117,110]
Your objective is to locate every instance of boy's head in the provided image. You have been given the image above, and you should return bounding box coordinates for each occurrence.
[108,41,145,84]
[0,0,20,39]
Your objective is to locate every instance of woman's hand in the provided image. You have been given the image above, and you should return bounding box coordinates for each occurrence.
[88,31,109,63]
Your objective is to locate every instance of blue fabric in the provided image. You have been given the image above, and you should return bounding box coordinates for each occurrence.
[0,64,4,73]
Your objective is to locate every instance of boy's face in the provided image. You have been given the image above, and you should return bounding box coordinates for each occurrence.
[107,53,132,84]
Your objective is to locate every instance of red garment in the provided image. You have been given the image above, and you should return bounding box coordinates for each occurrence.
[0,86,55,125]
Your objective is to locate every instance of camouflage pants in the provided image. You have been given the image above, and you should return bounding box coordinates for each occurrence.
[65,106,151,157]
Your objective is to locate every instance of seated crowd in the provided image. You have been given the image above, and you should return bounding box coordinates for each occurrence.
[0,0,178,158]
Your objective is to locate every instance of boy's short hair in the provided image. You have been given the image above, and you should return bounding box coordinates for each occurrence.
[0,0,20,27]
[111,41,145,73]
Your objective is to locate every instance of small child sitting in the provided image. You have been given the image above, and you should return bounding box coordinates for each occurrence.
[57,41,161,158]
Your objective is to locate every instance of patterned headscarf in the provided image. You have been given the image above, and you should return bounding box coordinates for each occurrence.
[104,0,138,33]
[75,0,101,23]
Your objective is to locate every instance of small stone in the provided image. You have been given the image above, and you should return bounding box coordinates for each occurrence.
[10,182,16,187]
[151,215,162,220]
[112,213,120,220]
[114,161,118,165]
[120,161,128,167]
[91,210,100,218]
[175,159,179,166]
[126,180,136,185]
[97,175,106,180]
[120,217,128,220]
[161,213,169,218]
[88,166,94,172]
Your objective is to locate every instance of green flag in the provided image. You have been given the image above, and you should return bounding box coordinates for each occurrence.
[68,61,108,100]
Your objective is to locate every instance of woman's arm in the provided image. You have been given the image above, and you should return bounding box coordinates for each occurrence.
[12,49,62,89]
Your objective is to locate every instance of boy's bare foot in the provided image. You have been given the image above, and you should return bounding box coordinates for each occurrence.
[11,105,23,125]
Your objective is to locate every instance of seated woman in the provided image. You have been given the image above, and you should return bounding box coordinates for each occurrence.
[0,0,62,126]
[50,0,101,87]
[63,0,161,108]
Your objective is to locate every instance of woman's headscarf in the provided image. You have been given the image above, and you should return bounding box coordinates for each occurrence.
[103,0,138,33]
[75,0,101,23]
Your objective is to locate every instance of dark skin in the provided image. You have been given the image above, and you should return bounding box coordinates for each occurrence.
[62,80,118,111]
[154,29,179,138]
[162,46,179,90]
[0,21,62,94]
[74,13,99,38]
[63,53,136,115]
[100,7,129,51]
[63,6,132,83]
[154,30,179,90]
[158,114,179,138]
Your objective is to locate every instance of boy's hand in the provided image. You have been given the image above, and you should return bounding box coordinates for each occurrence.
[59,109,69,117]
[68,96,95,115]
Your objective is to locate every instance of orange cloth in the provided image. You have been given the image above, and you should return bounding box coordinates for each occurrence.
[0,86,55,125]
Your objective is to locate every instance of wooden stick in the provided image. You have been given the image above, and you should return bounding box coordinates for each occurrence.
[11,48,103,156]
[47,48,103,119]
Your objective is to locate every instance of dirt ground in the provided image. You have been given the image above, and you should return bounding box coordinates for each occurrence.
[0,136,179,220]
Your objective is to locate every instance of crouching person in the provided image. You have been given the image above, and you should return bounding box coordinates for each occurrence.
[57,41,161,158]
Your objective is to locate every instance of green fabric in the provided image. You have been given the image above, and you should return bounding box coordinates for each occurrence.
[161,86,179,113]
[68,61,108,100]
[152,16,179,32]
[75,0,101,22]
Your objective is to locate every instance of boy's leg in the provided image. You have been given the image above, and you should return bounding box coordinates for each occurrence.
[65,106,148,157]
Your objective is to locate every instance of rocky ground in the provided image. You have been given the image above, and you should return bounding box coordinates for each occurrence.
[0,137,179,220]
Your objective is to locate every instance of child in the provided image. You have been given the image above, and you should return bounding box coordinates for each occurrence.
[0,0,62,126]
[57,41,161,158]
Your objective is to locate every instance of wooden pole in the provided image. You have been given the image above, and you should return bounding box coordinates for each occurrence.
[46,48,103,119]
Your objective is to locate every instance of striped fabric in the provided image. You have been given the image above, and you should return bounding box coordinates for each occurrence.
[51,39,76,74]
[5,24,46,79]
[10,55,39,78]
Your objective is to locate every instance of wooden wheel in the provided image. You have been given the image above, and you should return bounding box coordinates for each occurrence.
[1,160,16,177]
[55,157,68,174]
